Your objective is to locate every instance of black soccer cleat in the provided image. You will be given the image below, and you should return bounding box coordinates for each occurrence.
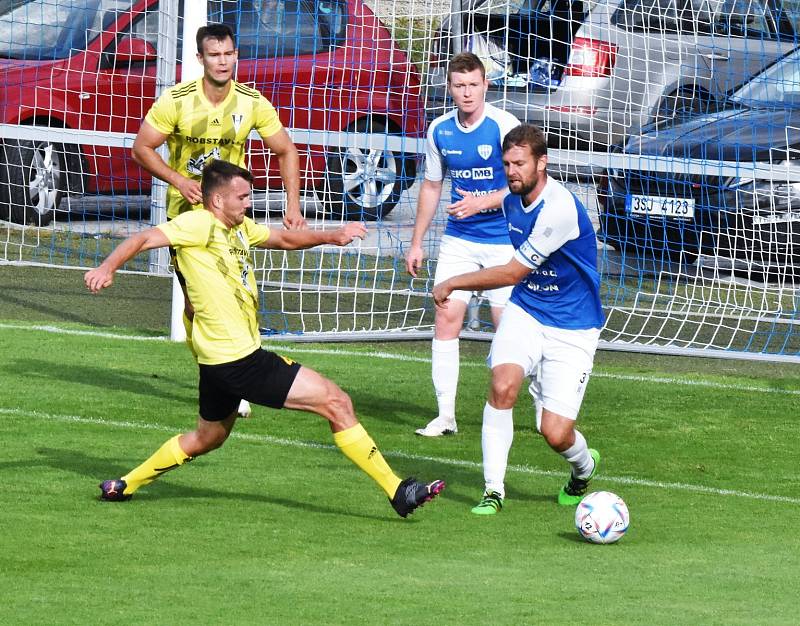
[389,477,445,518]
[99,479,131,502]
[558,448,600,506]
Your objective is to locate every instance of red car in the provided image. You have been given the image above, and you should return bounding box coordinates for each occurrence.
[0,0,424,225]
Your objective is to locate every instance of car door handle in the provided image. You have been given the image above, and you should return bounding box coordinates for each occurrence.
[701,53,729,61]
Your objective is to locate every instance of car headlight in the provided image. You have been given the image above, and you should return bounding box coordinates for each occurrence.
[735,178,800,222]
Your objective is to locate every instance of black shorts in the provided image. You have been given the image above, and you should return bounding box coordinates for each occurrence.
[198,349,302,421]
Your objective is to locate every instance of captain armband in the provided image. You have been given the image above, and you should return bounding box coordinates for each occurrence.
[519,240,546,269]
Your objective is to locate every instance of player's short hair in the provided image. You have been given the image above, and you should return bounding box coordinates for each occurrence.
[447,52,486,82]
[196,23,235,54]
[201,160,253,201]
[502,124,548,159]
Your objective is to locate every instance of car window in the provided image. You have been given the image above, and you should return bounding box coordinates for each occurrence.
[475,0,534,14]
[771,0,800,37]
[0,0,131,60]
[730,49,800,105]
[222,0,347,59]
[106,0,348,63]
[613,0,774,37]
[713,0,772,37]
[614,0,699,34]
[474,0,586,14]
[128,7,160,51]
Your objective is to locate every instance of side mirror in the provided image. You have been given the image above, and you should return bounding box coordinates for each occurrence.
[114,36,157,65]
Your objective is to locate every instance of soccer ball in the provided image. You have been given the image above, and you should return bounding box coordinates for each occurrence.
[575,491,629,544]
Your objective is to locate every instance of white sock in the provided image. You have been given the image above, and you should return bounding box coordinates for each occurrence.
[482,403,514,498]
[432,338,459,419]
[559,430,593,479]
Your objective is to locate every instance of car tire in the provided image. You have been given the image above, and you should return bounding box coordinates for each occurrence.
[320,118,415,221]
[656,88,710,126]
[0,138,80,226]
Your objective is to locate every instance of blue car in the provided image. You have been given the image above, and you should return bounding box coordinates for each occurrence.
[599,48,800,278]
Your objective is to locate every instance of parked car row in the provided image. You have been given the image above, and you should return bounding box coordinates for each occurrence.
[0,0,423,226]
[1,0,799,279]
[428,0,800,150]
[598,46,800,278]
[428,0,800,276]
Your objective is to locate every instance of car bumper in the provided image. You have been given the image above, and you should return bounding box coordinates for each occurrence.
[600,175,800,269]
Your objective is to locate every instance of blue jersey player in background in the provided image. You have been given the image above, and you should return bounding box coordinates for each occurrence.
[406,52,519,438]
[433,124,604,515]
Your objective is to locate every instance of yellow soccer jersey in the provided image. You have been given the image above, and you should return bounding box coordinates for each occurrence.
[157,210,271,365]
[145,78,283,219]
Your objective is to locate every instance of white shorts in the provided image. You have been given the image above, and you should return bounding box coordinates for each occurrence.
[488,301,600,421]
[433,235,515,307]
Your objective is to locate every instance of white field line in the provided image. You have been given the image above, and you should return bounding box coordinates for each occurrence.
[1,323,798,398]
[3,407,799,506]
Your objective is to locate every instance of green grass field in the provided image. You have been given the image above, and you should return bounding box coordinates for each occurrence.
[2,313,799,624]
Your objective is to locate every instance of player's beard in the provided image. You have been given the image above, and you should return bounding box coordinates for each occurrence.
[509,178,536,197]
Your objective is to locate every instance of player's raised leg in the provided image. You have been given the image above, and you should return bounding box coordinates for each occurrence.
[285,366,445,517]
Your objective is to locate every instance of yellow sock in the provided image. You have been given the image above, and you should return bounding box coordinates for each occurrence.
[333,423,402,497]
[122,435,192,495]
[183,313,197,361]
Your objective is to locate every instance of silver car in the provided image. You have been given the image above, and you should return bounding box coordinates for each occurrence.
[428,0,798,149]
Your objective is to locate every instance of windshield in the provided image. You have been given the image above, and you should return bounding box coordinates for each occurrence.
[730,49,800,107]
[0,0,132,60]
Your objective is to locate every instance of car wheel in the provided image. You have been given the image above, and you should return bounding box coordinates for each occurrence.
[0,139,78,226]
[656,88,710,126]
[320,118,413,221]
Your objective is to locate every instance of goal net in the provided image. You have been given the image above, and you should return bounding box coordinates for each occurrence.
[0,0,798,360]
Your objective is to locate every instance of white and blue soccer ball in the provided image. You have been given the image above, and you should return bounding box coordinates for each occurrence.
[575,491,630,544]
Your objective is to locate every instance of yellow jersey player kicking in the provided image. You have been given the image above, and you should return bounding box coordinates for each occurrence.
[85,160,444,518]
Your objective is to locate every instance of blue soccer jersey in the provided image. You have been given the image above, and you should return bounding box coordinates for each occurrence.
[425,103,519,244]
[503,177,604,330]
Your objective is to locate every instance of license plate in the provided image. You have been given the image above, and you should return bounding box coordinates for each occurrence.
[626,194,695,219]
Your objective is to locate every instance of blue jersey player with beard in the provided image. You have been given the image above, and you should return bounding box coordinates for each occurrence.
[406,52,519,438]
[433,124,604,515]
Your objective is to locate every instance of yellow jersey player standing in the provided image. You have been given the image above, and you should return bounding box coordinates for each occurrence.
[133,23,306,417]
[85,159,445,518]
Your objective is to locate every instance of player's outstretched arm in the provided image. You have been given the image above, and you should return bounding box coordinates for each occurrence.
[259,222,366,251]
[432,259,530,308]
[84,228,171,294]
